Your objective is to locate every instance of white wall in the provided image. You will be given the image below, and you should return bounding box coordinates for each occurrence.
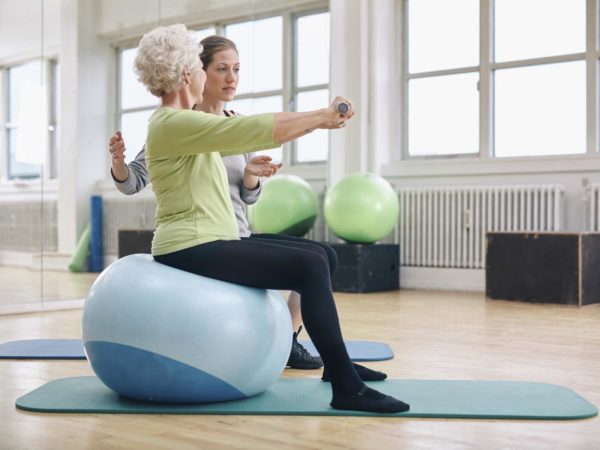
[97,0,323,40]
[57,0,113,254]
[0,0,60,64]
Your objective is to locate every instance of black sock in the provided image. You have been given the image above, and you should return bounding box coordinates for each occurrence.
[317,344,409,414]
[317,343,363,394]
[330,386,410,414]
[322,363,387,382]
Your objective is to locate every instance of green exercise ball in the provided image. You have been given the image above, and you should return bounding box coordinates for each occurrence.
[248,175,318,236]
[324,172,399,244]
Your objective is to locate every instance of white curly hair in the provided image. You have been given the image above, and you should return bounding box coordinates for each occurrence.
[134,24,203,97]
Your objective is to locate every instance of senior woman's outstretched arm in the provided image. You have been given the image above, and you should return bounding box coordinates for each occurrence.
[145,97,354,160]
[273,97,354,144]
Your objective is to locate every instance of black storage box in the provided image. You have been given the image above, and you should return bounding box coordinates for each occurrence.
[486,232,600,306]
[118,229,153,257]
[331,243,400,293]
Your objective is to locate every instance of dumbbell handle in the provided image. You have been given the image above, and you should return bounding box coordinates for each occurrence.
[337,102,349,115]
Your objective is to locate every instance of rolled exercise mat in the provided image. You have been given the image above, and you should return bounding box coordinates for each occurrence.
[0,339,391,362]
[67,224,91,272]
[299,340,394,362]
[0,339,85,359]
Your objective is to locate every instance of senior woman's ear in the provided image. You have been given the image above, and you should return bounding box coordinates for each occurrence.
[182,67,192,85]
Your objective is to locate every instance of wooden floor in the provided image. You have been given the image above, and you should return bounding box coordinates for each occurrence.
[1,282,599,449]
[0,267,97,306]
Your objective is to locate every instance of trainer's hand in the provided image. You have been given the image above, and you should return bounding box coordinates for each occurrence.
[109,131,126,163]
[109,131,129,182]
[244,155,282,178]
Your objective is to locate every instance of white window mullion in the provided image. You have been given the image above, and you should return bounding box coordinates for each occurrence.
[0,68,7,180]
[43,59,53,180]
[400,0,409,160]
[115,46,122,135]
[480,0,493,159]
[282,11,293,167]
[586,0,598,154]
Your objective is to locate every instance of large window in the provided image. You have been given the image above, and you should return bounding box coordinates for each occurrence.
[116,8,331,166]
[405,0,588,158]
[2,59,58,180]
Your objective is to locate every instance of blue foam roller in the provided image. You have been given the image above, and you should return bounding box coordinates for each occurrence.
[89,195,104,272]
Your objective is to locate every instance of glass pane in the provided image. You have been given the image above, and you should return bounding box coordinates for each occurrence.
[227,95,283,162]
[295,89,329,162]
[191,27,217,43]
[495,0,585,62]
[409,0,479,73]
[120,109,156,164]
[8,69,47,179]
[120,47,160,110]
[8,60,44,121]
[8,129,42,179]
[494,61,585,157]
[296,12,330,87]
[225,17,283,94]
[409,73,479,156]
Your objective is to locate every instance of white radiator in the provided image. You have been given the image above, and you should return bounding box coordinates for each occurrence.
[395,185,563,269]
[589,183,600,231]
[0,201,58,251]
[102,198,156,255]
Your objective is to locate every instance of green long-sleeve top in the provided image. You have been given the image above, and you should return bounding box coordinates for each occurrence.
[146,107,279,256]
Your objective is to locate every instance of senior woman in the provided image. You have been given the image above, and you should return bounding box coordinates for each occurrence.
[134,24,409,414]
[109,35,327,371]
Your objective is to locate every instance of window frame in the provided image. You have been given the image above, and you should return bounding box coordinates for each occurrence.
[401,0,596,161]
[0,58,58,182]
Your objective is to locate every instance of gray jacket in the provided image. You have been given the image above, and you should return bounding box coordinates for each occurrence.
[111,148,261,237]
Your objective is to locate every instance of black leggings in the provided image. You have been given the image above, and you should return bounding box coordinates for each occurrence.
[154,236,361,393]
[249,233,338,278]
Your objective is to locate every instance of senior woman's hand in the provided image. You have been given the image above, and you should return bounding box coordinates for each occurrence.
[318,96,355,129]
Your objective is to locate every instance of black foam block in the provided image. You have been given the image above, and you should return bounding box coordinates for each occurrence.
[331,244,400,293]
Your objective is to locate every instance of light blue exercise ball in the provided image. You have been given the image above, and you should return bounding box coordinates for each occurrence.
[82,254,292,403]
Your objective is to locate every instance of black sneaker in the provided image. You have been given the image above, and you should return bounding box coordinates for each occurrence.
[287,326,324,369]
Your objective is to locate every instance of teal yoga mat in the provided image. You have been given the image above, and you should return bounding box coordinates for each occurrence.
[0,339,392,362]
[16,376,598,419]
